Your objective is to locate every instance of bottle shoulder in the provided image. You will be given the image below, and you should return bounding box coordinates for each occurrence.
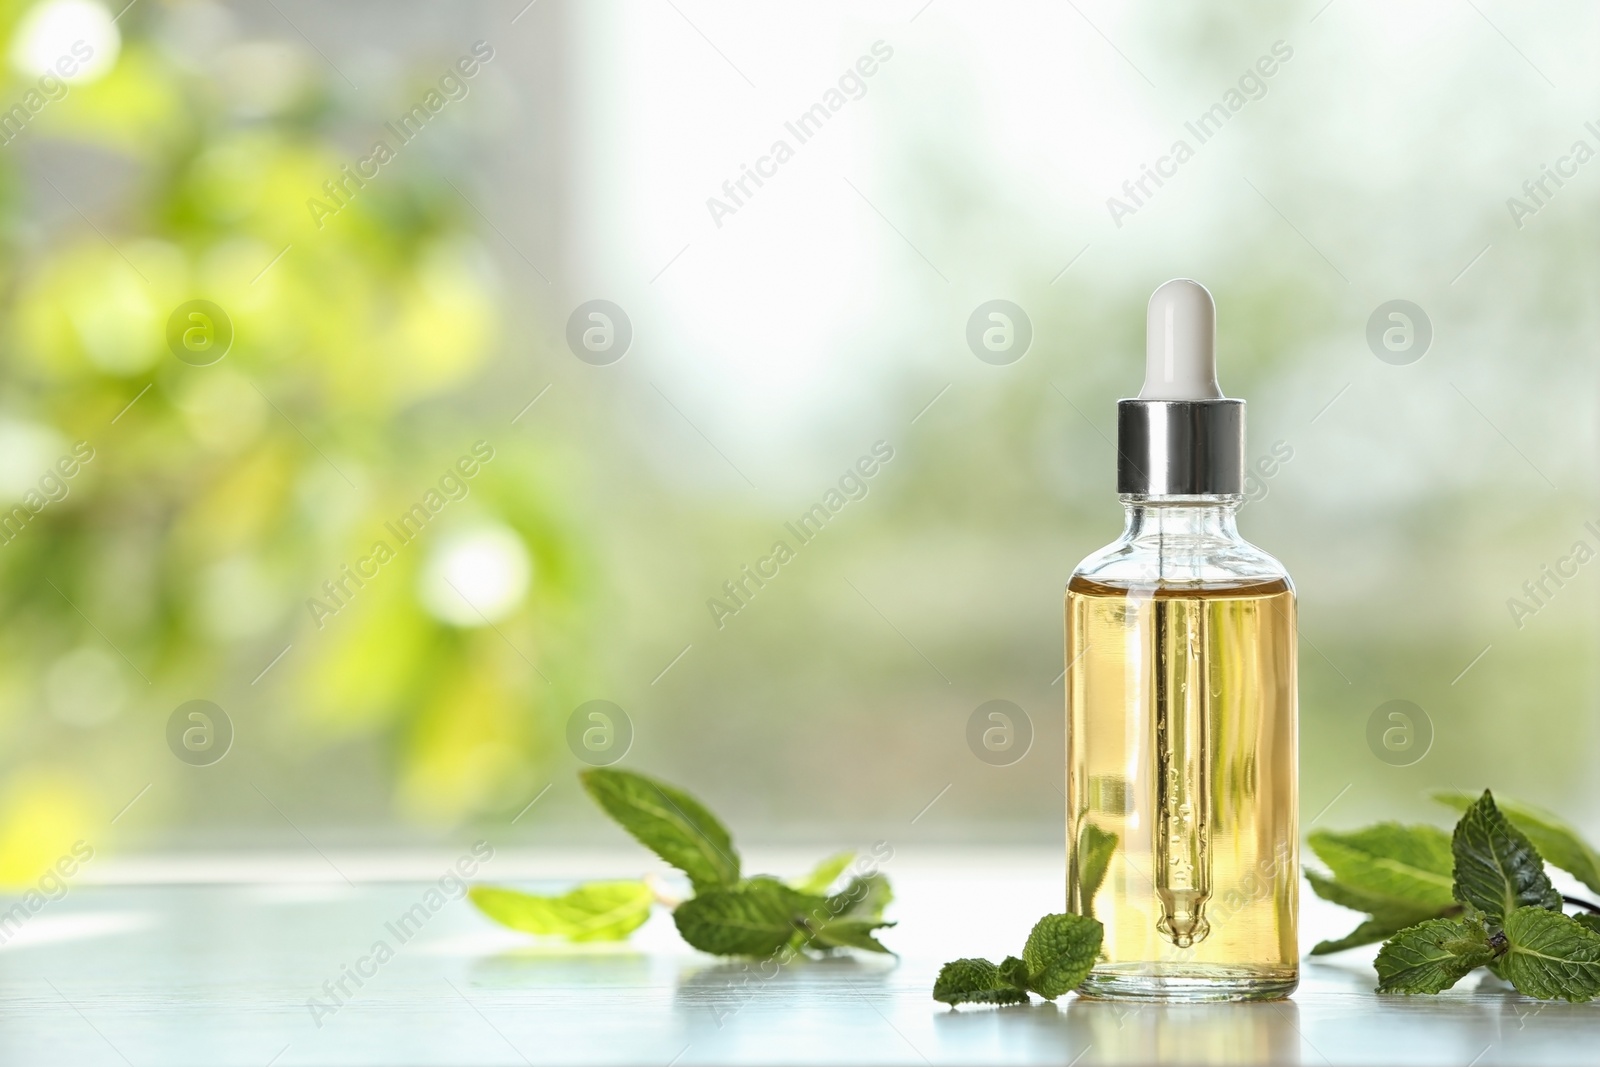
[1070,529,1293,592]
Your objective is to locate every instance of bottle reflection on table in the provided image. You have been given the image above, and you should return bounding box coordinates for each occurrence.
[1064,996,1302,1066]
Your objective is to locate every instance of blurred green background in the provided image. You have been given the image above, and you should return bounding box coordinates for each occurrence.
[0,0,1593,882]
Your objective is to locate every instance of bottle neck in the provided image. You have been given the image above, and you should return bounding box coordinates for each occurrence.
[1118,496,1243,543]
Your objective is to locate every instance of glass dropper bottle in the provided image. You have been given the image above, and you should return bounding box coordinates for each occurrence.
[1065,279,1299,1001]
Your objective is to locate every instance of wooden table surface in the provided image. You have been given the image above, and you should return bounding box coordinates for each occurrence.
[3,848,1593,1065]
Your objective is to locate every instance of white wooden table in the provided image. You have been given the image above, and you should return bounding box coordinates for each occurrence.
[4,848,1593,1065]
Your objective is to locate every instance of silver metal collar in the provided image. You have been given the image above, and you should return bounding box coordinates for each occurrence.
[1116,399,1244,497]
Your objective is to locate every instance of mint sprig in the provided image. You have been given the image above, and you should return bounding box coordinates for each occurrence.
[1312,789,1600,1001]
[472,767,892,958]
[933,914,1102,1007]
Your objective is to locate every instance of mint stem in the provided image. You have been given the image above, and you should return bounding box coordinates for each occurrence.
[1562,895,1600,914]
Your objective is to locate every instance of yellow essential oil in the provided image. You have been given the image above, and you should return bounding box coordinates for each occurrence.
[1067,576,1297,999]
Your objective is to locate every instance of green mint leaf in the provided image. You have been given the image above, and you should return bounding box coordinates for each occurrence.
[671,877,817,957]
[790,851,854,895]
[1306,823,1456,914]
[469,881,654,942]
[933,958,1030,1006]
[1451,790,1561,922]
[1434,790,1600,897]
[826,873,893,923]
[1073,824,1118,920]
[809,917,895,954]
[1499,907,1600,1002]
[1574,913,1600,937]
[580,768,740,893]
[1313,913,1432,957]
[809,875,894,953]
[1314,917,1414,957]
[672,871,897,958]
[1305,824,1460,956]
[1021,913,1103,999]
[1303,867,1455,920]
[998,956,1031,990]
[1374,918,1494,994]
[1305,870,1459,954]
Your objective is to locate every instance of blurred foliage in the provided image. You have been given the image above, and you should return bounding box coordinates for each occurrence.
[0,0,586,882]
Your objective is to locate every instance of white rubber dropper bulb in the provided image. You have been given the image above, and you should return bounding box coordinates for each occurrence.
[1140,278,1223,400]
